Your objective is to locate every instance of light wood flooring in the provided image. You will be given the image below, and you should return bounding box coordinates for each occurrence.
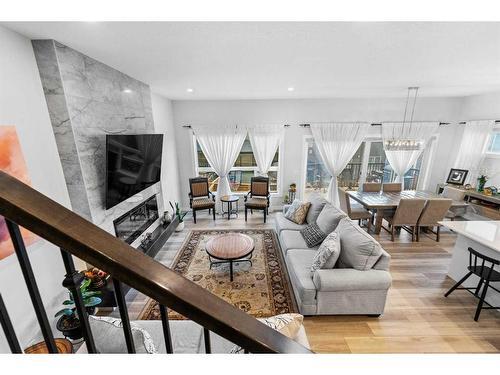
[124,210,500,354]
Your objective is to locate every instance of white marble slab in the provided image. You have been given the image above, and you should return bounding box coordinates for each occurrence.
[439,220,500,253]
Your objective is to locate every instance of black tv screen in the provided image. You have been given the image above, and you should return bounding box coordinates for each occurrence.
[105,134,163,209]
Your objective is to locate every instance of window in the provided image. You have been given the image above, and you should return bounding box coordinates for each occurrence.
[487,131,500,154]
[303,137,429,200]
[195,136,280,193]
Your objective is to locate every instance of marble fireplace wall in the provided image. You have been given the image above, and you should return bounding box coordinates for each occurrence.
[32,39,163,233]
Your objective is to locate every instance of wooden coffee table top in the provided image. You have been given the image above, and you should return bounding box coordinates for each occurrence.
[206,233,254,260]
[24,338,73,354]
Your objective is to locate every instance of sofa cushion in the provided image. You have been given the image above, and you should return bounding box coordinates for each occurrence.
[300,223,326,248]
[306,194,328,224]
[312,268,392,292]
[285,199,311,224]
[316,204,347,234]
[311,232,341,272]
[280,230,317,251]
[286,250,317,306]
[335,218,383,271]
[275,212,308,234]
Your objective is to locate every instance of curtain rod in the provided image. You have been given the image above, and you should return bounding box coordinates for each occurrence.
[459,120,500,125]
[299,122,449,127]
[182,124,291,129]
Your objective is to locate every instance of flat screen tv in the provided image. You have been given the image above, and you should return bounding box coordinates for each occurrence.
[105,134,163,209]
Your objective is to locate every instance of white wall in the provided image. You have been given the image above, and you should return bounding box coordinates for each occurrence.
[152,93,181,209]
[0,26,70,352]
[172,97,463,208]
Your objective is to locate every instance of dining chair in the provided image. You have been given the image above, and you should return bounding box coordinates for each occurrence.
[445,246,500,321]
[441,185,468,220]
[416,198,452,242]
[189,177,216,223]
[244,176,270,223]
[382,182,403,192]
[362,182,382,192]
[338,187,372,232]
[382,198,426,241]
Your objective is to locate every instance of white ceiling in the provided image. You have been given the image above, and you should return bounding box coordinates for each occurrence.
[4,22,500,100]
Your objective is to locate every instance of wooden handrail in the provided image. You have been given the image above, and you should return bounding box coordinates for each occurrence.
[0,172,311,353]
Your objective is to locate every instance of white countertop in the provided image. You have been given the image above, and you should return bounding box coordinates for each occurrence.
[439,220,500,252]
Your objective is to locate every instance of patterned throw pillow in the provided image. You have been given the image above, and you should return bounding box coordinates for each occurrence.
[300,223,327,248]
[230,313,304,353]
[311,232,341,273]
[284,199,311,224]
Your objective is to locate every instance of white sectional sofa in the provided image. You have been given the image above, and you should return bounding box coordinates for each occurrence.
[276,196,392,316]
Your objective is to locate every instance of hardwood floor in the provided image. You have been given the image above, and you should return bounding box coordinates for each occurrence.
[126,210,500,353]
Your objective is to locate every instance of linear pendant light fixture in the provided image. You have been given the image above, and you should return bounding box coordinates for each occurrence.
[385,87,423,151]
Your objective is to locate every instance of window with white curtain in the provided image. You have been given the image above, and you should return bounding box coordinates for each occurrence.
[194,135,279,193]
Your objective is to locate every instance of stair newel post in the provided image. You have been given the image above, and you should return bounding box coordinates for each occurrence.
[60,249,97,353]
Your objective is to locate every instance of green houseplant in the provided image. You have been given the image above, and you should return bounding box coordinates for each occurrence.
[55,277,102,340]
[170,201,187,231]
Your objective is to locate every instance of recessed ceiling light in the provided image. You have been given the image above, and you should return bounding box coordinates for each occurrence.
[123,88,132,94]
[287,87,295,92]
[187,88,194,93]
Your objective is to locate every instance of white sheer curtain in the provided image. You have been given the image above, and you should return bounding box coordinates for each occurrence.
[310,122,370,207]
[382,122,439,183]
[453,120,494,184]
[248,124,283,176]
[192,125,246,213]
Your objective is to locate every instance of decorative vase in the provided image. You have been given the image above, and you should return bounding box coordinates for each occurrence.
[175,221,185,232]
[477,178,486,193]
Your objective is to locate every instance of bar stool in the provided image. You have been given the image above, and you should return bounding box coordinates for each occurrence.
[444,247,500,321]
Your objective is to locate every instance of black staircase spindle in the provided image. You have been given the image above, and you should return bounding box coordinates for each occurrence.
[5,220,57,353]
[159,304,173,353]
[59,249,97,353]
[112,279,135,353]
[0,293,22,353]
[203,327,211,354]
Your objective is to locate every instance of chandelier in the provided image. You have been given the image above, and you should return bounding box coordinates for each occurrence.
[384,87,423,151]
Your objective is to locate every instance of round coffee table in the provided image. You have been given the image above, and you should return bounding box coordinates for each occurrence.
[220,195,239,220]
[205,233,254,281]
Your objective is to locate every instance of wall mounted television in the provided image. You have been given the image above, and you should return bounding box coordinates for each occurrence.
[105,134,163,209]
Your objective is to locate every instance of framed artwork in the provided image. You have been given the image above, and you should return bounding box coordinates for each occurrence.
[446,168,469,186]
[0,126,38,260]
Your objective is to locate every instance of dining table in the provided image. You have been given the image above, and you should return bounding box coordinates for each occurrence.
[346,190,468,234]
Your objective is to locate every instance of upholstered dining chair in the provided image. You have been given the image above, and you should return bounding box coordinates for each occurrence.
[382,198,426,241]
[362,182,382,192]
[416,198,452,242]
[244,176,270,223]
[338,187,372,232]
[188,177,216,224]
[382,182,403,192]
[441,185,468,220]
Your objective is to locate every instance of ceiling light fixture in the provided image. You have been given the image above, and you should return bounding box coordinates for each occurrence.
[384,87,423,151]
[287,87,295,92]
[187,88,194,93]
[123,88,132,94]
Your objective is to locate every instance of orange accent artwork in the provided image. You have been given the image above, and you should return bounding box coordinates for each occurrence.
[0,126,38,260]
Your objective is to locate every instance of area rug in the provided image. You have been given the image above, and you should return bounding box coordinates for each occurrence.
[138,229,298,320]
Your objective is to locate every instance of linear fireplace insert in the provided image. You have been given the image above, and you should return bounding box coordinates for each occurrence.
[113,195,159,244]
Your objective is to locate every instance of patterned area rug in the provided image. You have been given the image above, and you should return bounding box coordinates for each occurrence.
[138,229,297,320]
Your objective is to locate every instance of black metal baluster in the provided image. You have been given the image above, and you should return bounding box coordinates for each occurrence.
[159,304,173,353]
[6,220,57,353]
[112,279,135,353]
[203,328,211,354]
[0,293,22,353]
[59,249,97,353]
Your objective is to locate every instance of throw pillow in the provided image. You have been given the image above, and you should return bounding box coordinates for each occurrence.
[230,313,304,353]
[316,204,347,234]
[300,223,327,248]
[335,218,383,271]
[285,199,311,225]
[311,232,341,272]
[305,193,328,224]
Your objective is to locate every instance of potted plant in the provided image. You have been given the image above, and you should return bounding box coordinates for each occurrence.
[55,276,102,340]
[477,174,488,193]
[170,201,188,231]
